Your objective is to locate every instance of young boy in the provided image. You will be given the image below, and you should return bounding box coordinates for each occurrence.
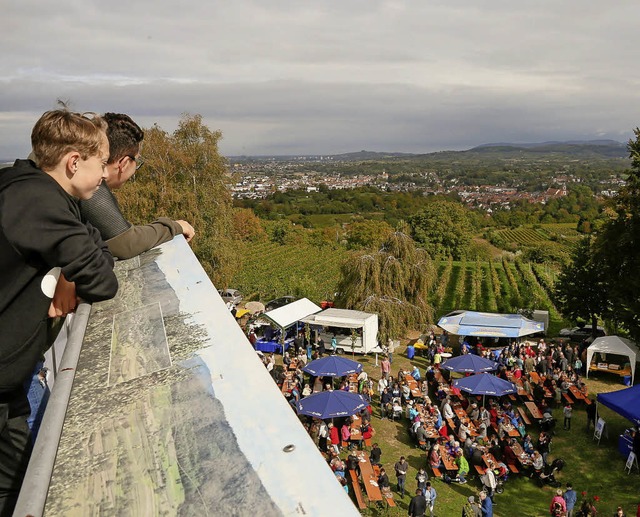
[0,109,119,514]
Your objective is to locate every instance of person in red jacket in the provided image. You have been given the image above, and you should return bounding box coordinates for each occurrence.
[362,422,374,440]
[549,489,567,516]
[328,422,340,454]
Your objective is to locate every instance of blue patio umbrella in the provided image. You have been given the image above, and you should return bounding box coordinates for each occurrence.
[441,354,498,373]
[295,390,368,419]
[452,373,517,406]
[302,356,363,377]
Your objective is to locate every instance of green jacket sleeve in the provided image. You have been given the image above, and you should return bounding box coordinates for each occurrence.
[106,217,183,259]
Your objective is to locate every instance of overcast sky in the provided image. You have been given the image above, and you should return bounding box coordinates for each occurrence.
[2,1,639,158]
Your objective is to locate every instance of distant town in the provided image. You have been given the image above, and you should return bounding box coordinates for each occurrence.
[3,140,630,213]
[229,156,627,212]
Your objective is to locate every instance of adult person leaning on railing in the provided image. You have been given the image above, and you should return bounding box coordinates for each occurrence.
[78,113,194,259]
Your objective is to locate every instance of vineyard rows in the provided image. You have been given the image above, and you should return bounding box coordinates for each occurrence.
[232,241,345,302]
[496,225,580,254]
[496,228,548,245]
[233,240,565,331]
[540,223,581,239]
[434,258,563,331]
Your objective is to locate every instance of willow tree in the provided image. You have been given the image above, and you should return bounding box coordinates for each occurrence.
[115,113,238,286]
[335,228,436,343]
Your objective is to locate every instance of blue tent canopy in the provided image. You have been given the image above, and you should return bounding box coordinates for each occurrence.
[452,373,517,397]
[438,311,545,338]
[295,390,368,419]
[597,384,640,425]
[302,356,362,377]
[441,354,498,373]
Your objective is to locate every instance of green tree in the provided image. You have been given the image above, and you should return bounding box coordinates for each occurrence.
[522,244,567,265]
[271,221,289,245]
[335,228,436,342]
[344,220,393,250]
[408,200,473,259]
[576,216,592,234]
[554,236,609,338]
[309,226,340,248]
[595,128,640,340]
[116,114,237,286]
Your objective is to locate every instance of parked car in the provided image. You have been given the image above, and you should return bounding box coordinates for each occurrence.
[265,296,296,312]
[218,288,243,306]
[558,324,606,342]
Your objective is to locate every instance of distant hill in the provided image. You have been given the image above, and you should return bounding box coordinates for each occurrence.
[474,139,625,149]
[230,140,629,162]
[229,150,415,162]
[330,150,416,161]
[468,140,627,158]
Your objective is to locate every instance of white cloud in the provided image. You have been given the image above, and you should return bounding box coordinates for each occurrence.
[1,0,639,157]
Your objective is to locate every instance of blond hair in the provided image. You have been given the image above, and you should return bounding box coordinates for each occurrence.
[31,109,107,171]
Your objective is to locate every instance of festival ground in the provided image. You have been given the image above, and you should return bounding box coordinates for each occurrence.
[279,339,639,517]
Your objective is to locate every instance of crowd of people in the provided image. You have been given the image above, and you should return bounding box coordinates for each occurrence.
[399,334,636,515]
[263,328,640,516]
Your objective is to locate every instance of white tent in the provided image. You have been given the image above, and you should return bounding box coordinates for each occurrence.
[437,310,545,338]
[258,298,322,330]
[586,336,639,385]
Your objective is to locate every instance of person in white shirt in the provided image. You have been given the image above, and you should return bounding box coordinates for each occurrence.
[378,377,389,395]
[481,467,497,502]
[357,370,368,392]
[317,420,329,453]
[459,421,470,442]
[441,398,454,420]
[387,337,396,364]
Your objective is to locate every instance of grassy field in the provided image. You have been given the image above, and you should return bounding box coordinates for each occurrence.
[320,346,639,517]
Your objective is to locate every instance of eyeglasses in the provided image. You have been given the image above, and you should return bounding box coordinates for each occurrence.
[126,155,145,171]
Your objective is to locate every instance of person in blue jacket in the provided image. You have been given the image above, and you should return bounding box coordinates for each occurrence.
[563,482,577,517]
[480,490,493,517]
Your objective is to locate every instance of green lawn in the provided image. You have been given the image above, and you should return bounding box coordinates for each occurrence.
[335,348,639,517]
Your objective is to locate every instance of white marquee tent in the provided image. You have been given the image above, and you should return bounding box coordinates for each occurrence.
[257,298,322,332]
[586,335,639,386]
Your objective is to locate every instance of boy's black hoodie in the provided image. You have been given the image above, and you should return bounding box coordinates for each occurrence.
[0,160,118,414]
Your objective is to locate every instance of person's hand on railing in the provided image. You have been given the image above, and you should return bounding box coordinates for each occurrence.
[48,273,79,317]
